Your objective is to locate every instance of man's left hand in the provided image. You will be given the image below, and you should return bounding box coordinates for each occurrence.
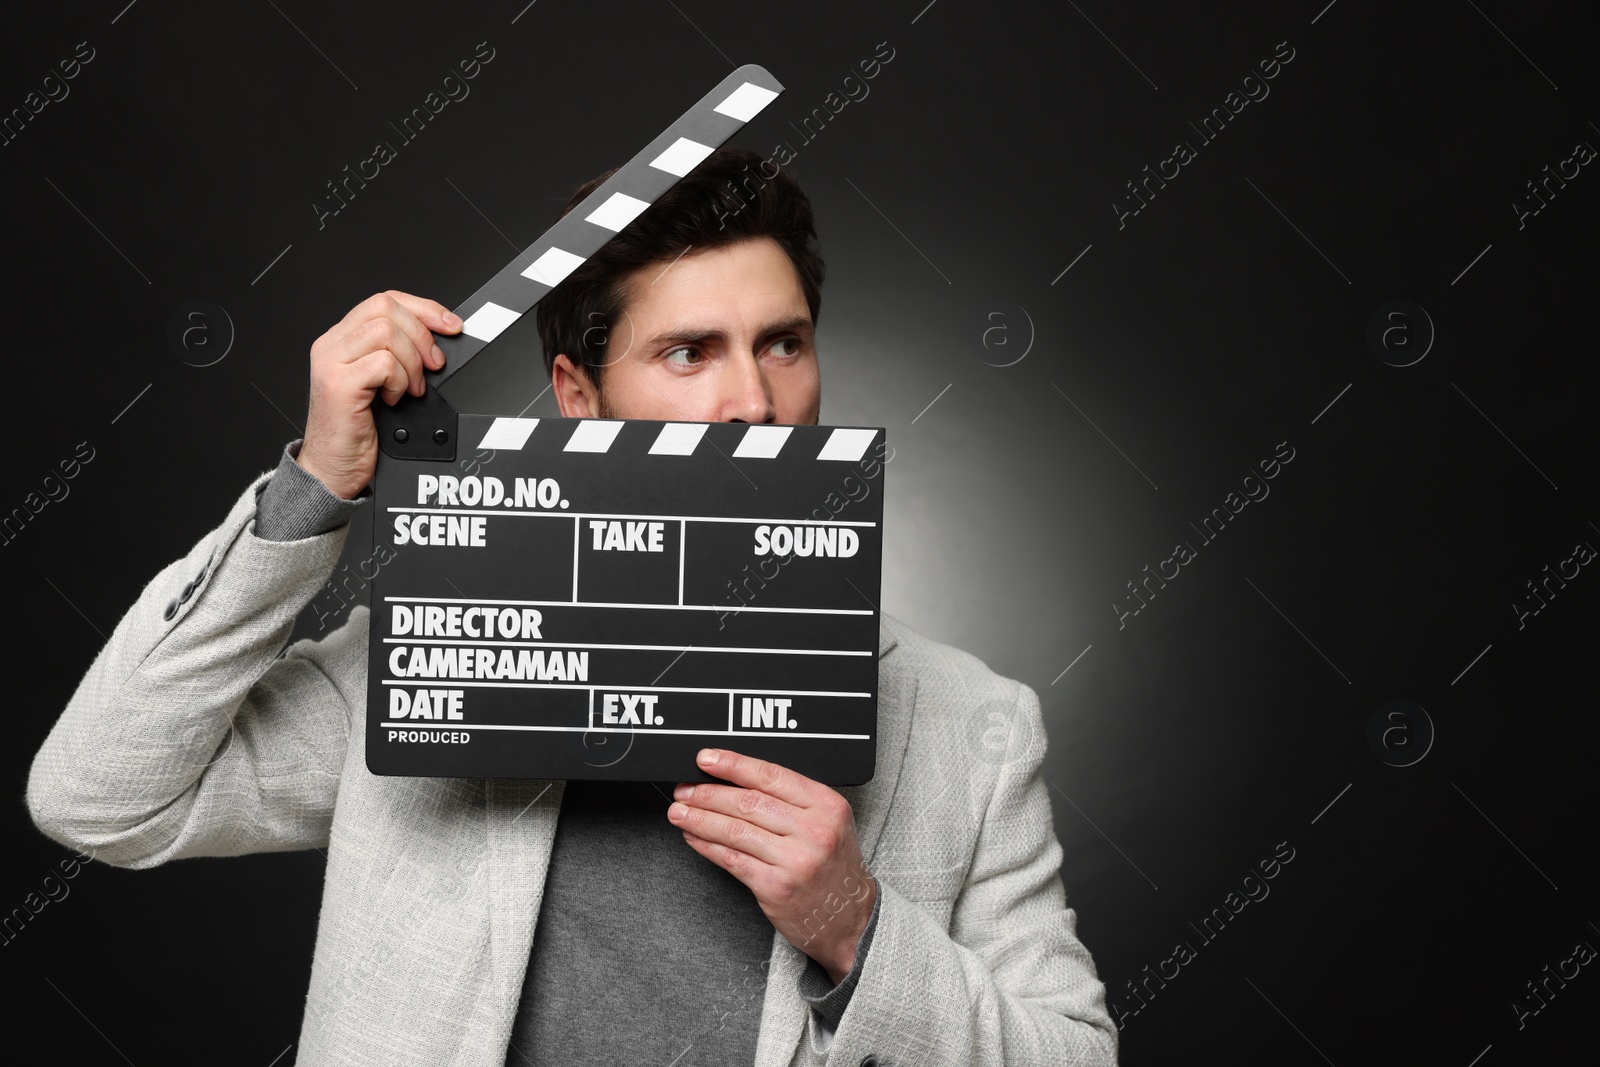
[670,747,876,985]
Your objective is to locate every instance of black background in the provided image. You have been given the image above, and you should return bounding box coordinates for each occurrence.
[3,1,1596,1063]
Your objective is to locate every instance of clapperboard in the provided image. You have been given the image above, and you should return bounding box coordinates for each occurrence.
[363,65,886,784]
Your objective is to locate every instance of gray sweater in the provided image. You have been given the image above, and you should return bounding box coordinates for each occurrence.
[256,440,878,1064]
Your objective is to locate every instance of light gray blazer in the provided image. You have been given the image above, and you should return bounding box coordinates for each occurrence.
[26,470,1118,1066]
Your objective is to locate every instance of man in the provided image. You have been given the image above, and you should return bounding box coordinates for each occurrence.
[27,146,1116,1066]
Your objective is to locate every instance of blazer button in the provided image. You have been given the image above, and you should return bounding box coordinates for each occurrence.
[859,1057,880,1067]
[180,581,196,603]
[163,598,180,621]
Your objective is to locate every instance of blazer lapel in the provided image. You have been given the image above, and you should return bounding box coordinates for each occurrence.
[479,616,916,1067]
[752,615,918,1067]
[484,776,566,1007]
[844,617,914,868]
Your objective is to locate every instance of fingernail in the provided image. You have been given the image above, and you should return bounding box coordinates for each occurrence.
[431,343,445,366]
[697,749,718,765]
[442,311,461,329]
[672,784,691,800]
[668,802,687,818]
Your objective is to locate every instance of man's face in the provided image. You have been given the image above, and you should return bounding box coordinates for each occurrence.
[551,236,821,425]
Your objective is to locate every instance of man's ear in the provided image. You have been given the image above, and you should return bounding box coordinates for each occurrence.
[551,354,600,418]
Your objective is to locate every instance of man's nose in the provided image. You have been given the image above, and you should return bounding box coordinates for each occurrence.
[721,351,777,424]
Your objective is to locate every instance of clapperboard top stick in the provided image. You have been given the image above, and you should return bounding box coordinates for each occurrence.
[373,63,784,460]
[364,63,888,783]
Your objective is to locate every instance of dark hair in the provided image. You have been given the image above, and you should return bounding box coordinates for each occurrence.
[535,145,825,394]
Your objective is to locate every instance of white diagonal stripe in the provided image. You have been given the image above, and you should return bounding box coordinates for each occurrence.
[522,247,586,287]
[649,137,714,177]
[714,82,779,121]
[565,420,625,452]
[816,427,878,462]
[732,425,792,459]
[477,417,540,450]
[649,422,709,455]
[586,191,652,233]
[461,301,521,342]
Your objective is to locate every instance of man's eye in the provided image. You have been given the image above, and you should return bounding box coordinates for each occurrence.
[771,337,802,357]
[664,346,701,365]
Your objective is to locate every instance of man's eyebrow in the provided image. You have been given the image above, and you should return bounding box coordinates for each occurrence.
[643,316,814,350]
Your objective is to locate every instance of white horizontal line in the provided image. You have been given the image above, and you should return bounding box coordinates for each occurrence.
[384,596,873,615]
[382,721,869,739]
[383,638,869,656]
[387,507,877,527]
[381,680,872,697]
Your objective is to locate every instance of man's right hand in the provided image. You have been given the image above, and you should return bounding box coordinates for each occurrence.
[298,291,464,500]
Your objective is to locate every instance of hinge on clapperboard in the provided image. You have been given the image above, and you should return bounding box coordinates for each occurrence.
[372,63,788,465]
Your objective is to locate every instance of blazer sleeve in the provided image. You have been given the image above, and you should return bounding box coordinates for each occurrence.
[796,681,1119,1066]
[25,468,364,869]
